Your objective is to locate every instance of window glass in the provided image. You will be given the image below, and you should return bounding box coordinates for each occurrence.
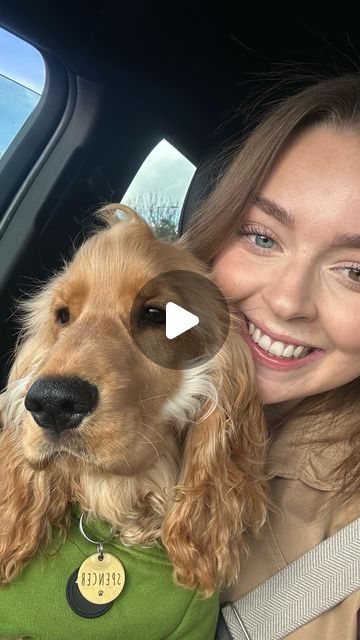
[0,26,45,160]
[122,139,196,241]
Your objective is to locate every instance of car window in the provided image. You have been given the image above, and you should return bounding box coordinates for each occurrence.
[122,139,196,241]
[0,26,45,161]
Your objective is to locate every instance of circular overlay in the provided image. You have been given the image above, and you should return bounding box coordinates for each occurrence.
[130,270,230,369]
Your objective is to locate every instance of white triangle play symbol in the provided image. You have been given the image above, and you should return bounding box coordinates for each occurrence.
[166,302,199,339]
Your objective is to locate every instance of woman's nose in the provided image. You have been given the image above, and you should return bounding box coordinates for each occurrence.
[261,258,318,321]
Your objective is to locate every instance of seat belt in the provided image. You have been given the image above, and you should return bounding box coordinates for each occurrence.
[216,516,360,640]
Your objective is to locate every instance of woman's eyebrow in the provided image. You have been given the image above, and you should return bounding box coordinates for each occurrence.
[254,196,295,227]
[332,232,360,249]
[254,195,360,249]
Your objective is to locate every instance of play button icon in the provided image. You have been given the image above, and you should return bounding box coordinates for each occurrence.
[166,302,199,339]
[130,270,230,370]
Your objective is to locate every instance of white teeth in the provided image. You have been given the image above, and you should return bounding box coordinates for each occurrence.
[294,347,305,358]
[269,341,292,357]
[282,344,295,358]
[258,335,272,351]
[246,319,313,359]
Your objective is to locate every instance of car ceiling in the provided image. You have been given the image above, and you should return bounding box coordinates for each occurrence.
[1,2,360,161]
[0,2,359,388]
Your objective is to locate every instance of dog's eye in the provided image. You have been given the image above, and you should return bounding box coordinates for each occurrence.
[141,306,166,325]
[56,307,70,325]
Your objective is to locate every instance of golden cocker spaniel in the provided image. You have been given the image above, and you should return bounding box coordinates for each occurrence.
[0,204,268,600]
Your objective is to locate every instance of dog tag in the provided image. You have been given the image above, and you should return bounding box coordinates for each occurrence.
[77,552,125,604]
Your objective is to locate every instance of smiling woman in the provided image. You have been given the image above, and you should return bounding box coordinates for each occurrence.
[181,73,360,639]
[213,126,360,406]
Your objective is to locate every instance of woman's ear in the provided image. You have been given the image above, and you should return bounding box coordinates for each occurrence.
[161,327,269,597]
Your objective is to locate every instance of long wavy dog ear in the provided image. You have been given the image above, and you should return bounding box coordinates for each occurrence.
[162,323,269,598]
[0,424,70,584]
[0,283,70,585]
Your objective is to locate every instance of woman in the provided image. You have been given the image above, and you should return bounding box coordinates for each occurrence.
[181,73,360,639]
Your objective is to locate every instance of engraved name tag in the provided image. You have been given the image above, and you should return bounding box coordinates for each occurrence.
[77,552,125,604]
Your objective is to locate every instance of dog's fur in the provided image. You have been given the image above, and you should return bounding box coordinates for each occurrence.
[0,204,268,598]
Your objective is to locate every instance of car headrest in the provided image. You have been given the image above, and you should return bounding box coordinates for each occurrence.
[178,142,234,237]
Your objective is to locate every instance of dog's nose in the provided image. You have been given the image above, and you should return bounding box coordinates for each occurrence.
[25,376,99,433]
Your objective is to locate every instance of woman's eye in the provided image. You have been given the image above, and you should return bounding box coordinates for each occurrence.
[248,233,275,249]
[56,307,70,324]
[237,224,276,251]
[331,263,360,291]
[345,267,360,284]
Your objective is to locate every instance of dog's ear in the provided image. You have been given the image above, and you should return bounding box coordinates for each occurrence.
[5,276,57,391]
[162,326,269,597]
[96,203,156,239]
[0,423,69,584]
[0,282,69,584]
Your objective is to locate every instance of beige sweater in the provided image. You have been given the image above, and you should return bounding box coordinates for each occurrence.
[220,417,360,639]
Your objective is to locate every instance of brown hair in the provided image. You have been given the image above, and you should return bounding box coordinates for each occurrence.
[182,73,360,264]
[181,72,360,505]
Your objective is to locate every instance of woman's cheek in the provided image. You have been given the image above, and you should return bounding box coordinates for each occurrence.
[326,308,360,355]
[213,251,258,301]
[212,247,239,294]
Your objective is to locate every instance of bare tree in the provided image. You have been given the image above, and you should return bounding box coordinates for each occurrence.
[123,191,180,242]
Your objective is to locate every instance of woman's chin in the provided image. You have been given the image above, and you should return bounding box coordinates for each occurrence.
[259,377,306,405]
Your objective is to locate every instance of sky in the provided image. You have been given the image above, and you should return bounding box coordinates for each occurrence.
[0,27,196,207]
[0,26,44,157]
[0,26,45,93]
[123,139,196,212]
[0,74,41,156]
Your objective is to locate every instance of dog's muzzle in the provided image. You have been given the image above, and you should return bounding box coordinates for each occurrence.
[24,376,99,433]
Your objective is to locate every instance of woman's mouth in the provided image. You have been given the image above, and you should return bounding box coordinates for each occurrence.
[247,317,315,358]
[237,313,325,371]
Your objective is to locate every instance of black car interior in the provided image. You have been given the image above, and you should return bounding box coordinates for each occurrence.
[0,1,359,389]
